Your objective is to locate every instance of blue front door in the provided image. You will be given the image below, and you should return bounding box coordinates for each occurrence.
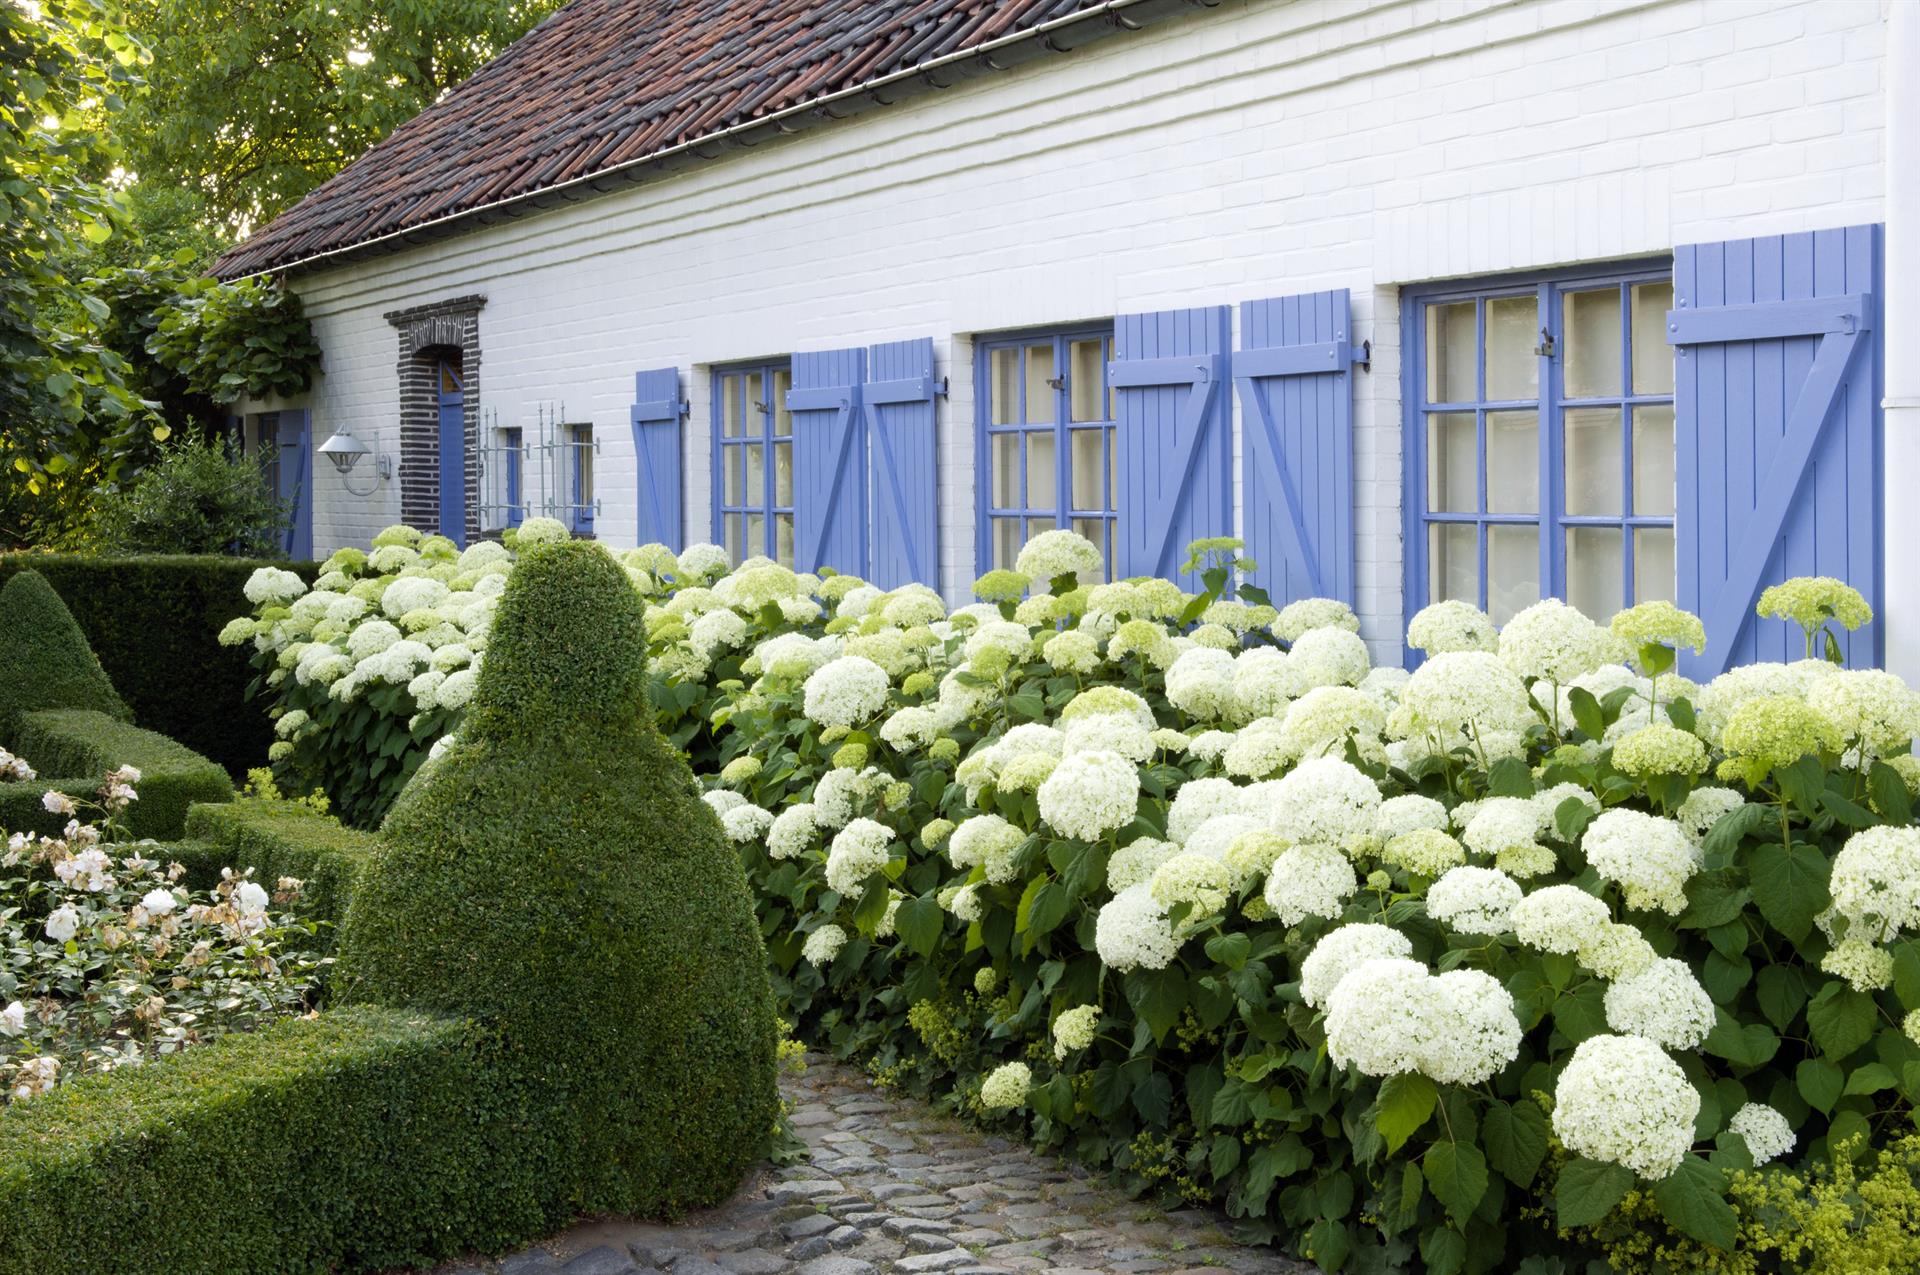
[438,362,466,545]
[272,409,313,559]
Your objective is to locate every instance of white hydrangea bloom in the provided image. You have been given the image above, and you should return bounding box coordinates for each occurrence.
[1274,598,1360,642]
[1015,529,1103,582]
[436,667,478,710]
[1299,923,1412,1009]
[703,789,748,816]
[1603,957,1715,1049]
[1426,866,1524,935]
[1461,797,1548,860]
[1806,669,1920,760]
[690,607,749,657]
[1358,665,1412,711]
[382,575,450,619]
[1183,813,1264,864]
[1498,598,1611,684]
[1821,825,1920,943]
[1052,1004,1100,1059]
[1060,686,1156,733]
[767,803,819,860]
[1264,843,1358,925]
[1286,627,1371,693]
[1395,651,1535,740]
[1094,884,1179,971]
[1267,757,1380,848]
[1221,718,1289,779]
[1727,1103,1795,1166]
[1149,851,1233,915]
[947,814,1026,884]
[880,706,941,754]
[826,817,895,896]
[1061,714,1155,765]
[1821,936,1895,991]
[1277,687,1386,763]
[802,655,891,729]
[1107,838,1180,891]
[802,924,847,966]
[244,567,307,606]
[1374,794,1450,843]
[1231,647,1294,719]
[1582,809,1701,915]
[1511,885,1611,955]
[1552,1035,1699,1179]
[756,633,836,681]
[1579,921,1659,980]
[1407,600,1497,655]
[677,542,730,578]
[1037,751,1139,841]
[1042,629,1100,674]
[1423,969,1524,1085]
[1694,662,1809,746]
[964,619,1033,665]
[347,619,402,660]
[1533,781,1601,827]
[720,803,775,844]
[980,1060,1032,1109]
[1166,648,1240,722]
[1186,730,1236,763]
[814,766,881,829]
[1674,786,1748,845]
[1381,829,1466,877]
[1324,957,1430,1075]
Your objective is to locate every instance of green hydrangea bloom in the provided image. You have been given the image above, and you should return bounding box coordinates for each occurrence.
[972,569,1032,603]
[1716,694,1841,782]
[1757,576,1872,634]
[1610,601,1707,655]
[1612,723,1709,778]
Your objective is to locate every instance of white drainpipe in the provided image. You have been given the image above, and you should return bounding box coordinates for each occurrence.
[1883,0,1920,679]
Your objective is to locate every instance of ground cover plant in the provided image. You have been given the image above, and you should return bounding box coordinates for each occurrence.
[231,524,1920,1274]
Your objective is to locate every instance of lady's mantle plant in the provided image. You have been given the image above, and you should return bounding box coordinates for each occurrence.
[231,524,1920,1274]
[0,751,326,1101]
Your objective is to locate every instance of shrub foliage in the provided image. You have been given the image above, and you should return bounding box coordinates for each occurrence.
[0,569,128,738]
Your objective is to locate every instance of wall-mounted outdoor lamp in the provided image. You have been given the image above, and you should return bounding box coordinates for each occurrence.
[317,429,391,497]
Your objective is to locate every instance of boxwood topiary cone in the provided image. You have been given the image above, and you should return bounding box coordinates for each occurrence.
[335,540,778,1239]
[0,569,130,742]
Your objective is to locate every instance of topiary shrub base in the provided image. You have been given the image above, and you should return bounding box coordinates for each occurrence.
[5,709,231,839]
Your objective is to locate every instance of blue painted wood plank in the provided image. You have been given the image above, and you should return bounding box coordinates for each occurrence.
[789,346,868,577]
[630,367,684,549]
[867,337,938,589]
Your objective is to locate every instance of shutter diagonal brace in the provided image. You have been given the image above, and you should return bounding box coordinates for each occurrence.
[1232,370,1324,597]
[788,383,865,572]
[1108,353,1228,577]
[1666,292,1872,671]
[869,389,925,584]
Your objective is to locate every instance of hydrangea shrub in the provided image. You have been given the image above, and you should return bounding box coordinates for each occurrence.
[236,526,1918,1273]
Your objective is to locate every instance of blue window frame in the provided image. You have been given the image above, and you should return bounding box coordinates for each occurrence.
[975,327,1118,577]
[501,427,524,528]
[568,424,594,536]
[1403,260,1676,629]
[712,360,794,566]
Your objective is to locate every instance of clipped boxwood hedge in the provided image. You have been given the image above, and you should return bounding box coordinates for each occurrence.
[182,798,377,946]
[0,569,128,740]
[3,710,232,840]
[0,554,318,776]
[0,1006,495,1275]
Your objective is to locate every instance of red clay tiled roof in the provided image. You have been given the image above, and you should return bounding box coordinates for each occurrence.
[217,0,1181,278]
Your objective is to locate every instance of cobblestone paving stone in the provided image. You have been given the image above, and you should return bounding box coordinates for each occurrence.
[424,1055,1309,1275]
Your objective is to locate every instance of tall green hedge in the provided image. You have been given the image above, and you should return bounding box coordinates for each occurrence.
[0,555,318,776]
[0,1006,493,1275]
[2,709,231,839]
[337,540,780,1229]
[0,569,128,740]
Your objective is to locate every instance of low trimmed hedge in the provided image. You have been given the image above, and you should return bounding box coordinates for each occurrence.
[2,710,232,840]
[183,798,377,944]
[0,554,318,776]
[0,1006,496,1275]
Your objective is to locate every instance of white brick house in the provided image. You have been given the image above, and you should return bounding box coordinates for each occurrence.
[220,0,1918,678]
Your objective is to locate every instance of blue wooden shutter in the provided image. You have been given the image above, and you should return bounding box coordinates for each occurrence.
[630,367,685,549]
[1670,224,1883,673]
[278,409,313,560]
[1108,306,1233,582]
[865,338,940,589]
[788,347,868,576]
[1233,290,1358,605]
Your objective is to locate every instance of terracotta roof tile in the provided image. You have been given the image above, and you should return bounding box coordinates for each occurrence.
[218,0,1161,277]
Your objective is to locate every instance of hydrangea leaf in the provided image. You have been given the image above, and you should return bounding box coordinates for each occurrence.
[1371,1073,1437,1155]
[1842,1061,1897,1096]
[1555,1158,1633,1228]
[1125,965,1187,1043]
[1700,1013,1779,1069]
[1754,964,1809,1032]
[1701,802,1769,861]
[1650,1156,1736,1251]
[1421,1140,1488,1226]
[893,896,944,958]
[1747,839,1831,942]
[1806,982,1875,1060]
[1796,1057,1844,1112]
[1568,687,1606,741]
[1417,1225,1466,1275]
[1481,1097,1549,1187]
[1894,942,1920,1010]
[1868,761,1913,824]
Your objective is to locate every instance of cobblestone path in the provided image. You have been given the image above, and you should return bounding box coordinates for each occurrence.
[430,1055,1307,1275]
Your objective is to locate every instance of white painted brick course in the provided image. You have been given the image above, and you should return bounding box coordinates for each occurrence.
[268,0,1886,662]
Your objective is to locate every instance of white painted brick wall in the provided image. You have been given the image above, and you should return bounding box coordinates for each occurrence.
[274,0,1887,661]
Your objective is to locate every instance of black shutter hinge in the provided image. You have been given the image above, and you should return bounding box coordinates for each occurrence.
[1534,330,1556,358]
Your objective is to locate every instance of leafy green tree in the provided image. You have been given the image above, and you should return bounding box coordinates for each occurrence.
[1,0,162,546]
[118,0,564,239]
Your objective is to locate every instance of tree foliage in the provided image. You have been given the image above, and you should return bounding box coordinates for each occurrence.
[118,0,565,238]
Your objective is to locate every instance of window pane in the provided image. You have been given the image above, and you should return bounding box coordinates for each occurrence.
[1486,524,1539,625]
[1026,431,1056,510]
[1631,405,1676,517]
[1426,301,1476,403]
[991,348,1020,426]
[744,443,764,508]
[1563,288,1622,398]
[1564,407,1623,516]
[1631,282,1675,395]
[746,513,766,559]
[574,428,593,505]
[722,379,741,438]
[1025,343,1054,424]
[993,517,1023,570]
[724,513,744,563]
[1635,527,1676,603]
[774,441,793,506]
[1428,522,1477,606]
[991,433,1019,509]
[1485,410,1539,514]
[775,513,795,568]
[745,372,763,437]
[1070,339,1106,422]
[1427,412,1477,514]
[1026,517,1055,548]
[723,446,742,505]
[1485,295,1539,402]
[772,368,793,438]
[1070,429,1104,511]
[1566,525,1625,621]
